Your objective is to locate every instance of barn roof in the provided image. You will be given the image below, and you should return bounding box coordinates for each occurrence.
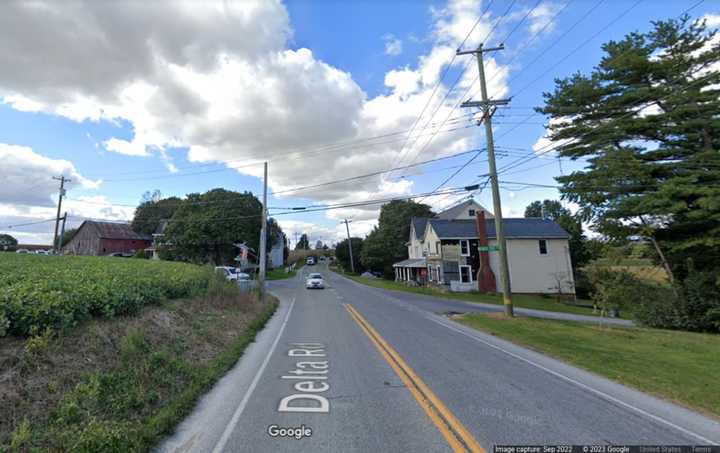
[428,218,569,239]
[83,221,152,241]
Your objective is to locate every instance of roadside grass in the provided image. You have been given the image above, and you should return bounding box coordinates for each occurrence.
[338,273,608,318]
[1,290,278,451]
[456,313,720,418]
[267,261,305,280]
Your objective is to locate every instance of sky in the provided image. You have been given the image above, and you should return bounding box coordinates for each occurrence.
[0,0,718,247]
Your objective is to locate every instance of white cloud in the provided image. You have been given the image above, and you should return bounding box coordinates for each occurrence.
[0,195,135,245]
[531,117,575,157]
[528,2,561,35]
[383,34,403,56]
[702,13,720,28]
[276,220,343,247]
[0,0,517,233]
[0,143,100,207]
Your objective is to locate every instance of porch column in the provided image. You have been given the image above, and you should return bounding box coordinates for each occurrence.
[394,268,398,281]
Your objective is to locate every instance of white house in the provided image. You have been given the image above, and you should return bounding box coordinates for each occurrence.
[393,199,575,295]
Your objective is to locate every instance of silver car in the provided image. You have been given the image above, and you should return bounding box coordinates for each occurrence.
[306,273,324,289]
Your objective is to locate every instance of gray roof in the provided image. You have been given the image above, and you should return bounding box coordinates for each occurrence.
[435,199,492,219]
[85,221,152,241]
[393,258,427,268]
[428,218,569,239]
[411,217,428,240]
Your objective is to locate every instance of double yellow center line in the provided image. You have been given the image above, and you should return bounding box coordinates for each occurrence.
[344,304,484,453]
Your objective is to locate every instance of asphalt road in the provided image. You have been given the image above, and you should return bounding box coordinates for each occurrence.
[160,264,720,453]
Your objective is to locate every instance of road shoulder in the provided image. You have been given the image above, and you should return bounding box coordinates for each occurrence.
[426,312,720,444]
[158,293,295,453]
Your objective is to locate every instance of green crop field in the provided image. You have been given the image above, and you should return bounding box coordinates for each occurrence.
[0,253,212,337]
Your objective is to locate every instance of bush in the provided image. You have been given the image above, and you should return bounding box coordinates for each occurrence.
[616,272,720,332]
[586,266,674,317]
[674,271,720,332]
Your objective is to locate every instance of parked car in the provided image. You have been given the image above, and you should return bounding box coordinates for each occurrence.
[15,248,30,254]
[236,272,251,281]
[306,257,316,265]
[215,266,239,281]
[306,273,324,289]
[35,249,50,255]
[108,252,133,258]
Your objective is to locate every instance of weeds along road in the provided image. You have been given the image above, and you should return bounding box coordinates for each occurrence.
[160,263,720,453]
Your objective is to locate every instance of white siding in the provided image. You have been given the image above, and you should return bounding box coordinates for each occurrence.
[488,238,575,294]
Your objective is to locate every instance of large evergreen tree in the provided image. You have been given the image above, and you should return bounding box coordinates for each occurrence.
[539,16,720,280]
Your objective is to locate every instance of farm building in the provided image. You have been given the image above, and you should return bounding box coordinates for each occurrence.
[63,221,152,256]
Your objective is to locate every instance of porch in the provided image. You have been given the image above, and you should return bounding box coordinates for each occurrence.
[392,258,427,284]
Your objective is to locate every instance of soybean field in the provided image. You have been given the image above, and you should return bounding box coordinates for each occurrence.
[0,253,211,336]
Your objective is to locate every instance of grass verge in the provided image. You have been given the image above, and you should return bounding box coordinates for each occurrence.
[337,272,607,317]
[456,313,720,418]
[1,290,277,451]
[266,261,304,280]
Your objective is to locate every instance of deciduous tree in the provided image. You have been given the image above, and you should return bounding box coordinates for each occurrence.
[360,200,434,278]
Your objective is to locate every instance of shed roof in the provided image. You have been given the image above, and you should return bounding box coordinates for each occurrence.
[393,258,427,268]
[84,221,152,241]
[428,218,569,239]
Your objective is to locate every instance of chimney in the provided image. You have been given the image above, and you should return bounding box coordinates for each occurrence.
[475,210,497,293]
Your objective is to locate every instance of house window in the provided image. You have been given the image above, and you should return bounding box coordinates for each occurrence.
[435,241,440,254]
[460,240,469,256]
[468,209,475,217]
[436,265,442,283]
[539,239,548,255]
[459,265,472,283]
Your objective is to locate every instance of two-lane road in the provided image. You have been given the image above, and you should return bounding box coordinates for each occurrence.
[161,264,720,452]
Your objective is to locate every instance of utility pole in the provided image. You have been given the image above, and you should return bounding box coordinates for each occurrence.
[58,212,67,254]
[342,219,355,274]
[258,162,268,302]
[458,43,514,317]
[52,176,70,253]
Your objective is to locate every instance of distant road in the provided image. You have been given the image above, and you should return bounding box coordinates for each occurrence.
[160,263,720,452]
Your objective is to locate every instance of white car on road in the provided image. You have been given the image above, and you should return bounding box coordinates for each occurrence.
[306,273,325,289]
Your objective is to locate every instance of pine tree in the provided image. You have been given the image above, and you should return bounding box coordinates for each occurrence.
[539,16,720,280]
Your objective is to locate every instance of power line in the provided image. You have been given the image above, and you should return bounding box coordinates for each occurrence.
[386,0,498,176]
[391,0,519,176]
[0,218,58,230]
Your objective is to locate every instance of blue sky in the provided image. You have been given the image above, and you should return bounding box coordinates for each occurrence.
[0,0,717,246]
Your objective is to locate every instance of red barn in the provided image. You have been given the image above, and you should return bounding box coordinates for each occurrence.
[63,221,152,256]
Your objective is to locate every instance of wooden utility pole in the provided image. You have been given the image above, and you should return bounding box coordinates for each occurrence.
[342,219,355,274]
[457,43,514,317]
[52,176,70,253]
[58,212,67,254]
[258,162,268,302]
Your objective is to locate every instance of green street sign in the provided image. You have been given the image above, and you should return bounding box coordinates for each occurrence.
[478,245,500,252]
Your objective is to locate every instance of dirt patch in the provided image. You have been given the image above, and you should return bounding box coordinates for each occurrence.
[0,292,269,448]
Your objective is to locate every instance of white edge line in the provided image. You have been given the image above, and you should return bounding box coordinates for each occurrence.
[426,314,717,444]
[211,297,296,453]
